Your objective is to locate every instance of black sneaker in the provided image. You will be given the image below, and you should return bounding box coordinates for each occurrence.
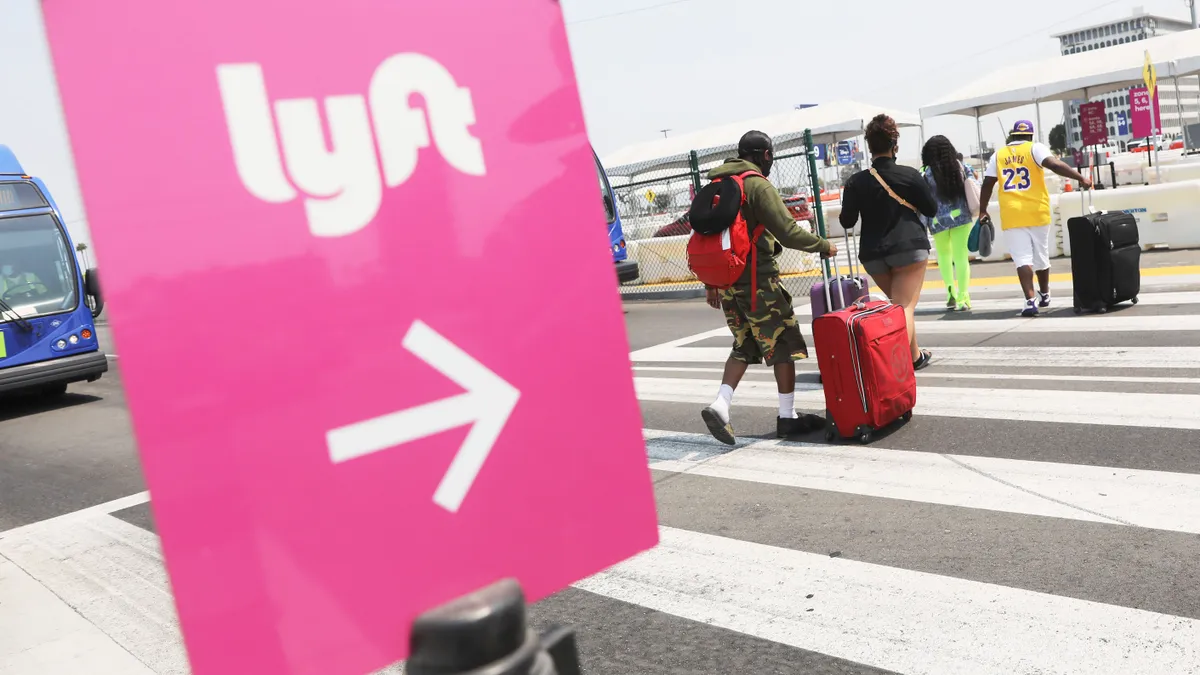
[913,349,933,371]
[701,407,736,446]
[778,414,824,438]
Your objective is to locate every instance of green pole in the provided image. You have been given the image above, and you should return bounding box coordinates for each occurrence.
[804,129,832,278]
[688,150,702,194]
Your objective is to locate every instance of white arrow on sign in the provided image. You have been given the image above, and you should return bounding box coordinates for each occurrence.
[326,319,520,513]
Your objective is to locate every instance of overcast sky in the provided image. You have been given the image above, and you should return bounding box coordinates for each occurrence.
[561,0,1195,159]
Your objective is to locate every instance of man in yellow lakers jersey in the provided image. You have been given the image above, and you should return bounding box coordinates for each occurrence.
[979,120,1092,317]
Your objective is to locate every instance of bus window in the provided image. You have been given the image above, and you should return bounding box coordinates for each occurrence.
[595,156,615,223]
[0,212,79,319]
[593,148,638,284]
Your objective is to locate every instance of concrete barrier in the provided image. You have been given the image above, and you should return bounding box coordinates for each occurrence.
[625,235,826,286]
[1057,179,1200,256]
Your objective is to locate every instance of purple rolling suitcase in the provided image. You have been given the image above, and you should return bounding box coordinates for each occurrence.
[810,230,869,320]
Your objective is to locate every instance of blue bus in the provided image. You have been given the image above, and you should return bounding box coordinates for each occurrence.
[0,145,107,397]
[594,148,638,284]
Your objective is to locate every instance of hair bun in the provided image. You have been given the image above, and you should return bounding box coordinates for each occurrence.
[865,114,899,154]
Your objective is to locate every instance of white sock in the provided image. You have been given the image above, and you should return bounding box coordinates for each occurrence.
[710,384,734,423]
[778,392,797,419]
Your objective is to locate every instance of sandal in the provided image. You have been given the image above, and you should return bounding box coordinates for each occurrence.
[913,349,933,371]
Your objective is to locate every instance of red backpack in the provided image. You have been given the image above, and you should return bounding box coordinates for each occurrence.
[686,170,767,309]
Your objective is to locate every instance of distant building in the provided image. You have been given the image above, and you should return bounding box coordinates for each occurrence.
[1053,8,1198,151]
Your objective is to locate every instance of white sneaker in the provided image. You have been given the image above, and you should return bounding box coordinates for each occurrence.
[1021,299,1039,317]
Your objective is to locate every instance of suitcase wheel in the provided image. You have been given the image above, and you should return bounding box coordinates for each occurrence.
[855,425,873,445]
[902,410,913,422]
[1131,296,1139,305]
[824,426,837,443]
[1074,306,1083,315]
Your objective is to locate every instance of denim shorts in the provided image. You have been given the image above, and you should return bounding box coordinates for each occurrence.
[861,249,930,278]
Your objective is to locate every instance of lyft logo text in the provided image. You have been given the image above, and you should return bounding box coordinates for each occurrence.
[217,54,486,238]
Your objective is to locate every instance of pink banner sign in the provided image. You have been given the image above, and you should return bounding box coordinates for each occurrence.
[1131,87,1162,139]
[40,1,659,674]
[1079,101,1109,147]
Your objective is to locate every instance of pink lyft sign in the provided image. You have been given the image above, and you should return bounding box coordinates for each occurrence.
[41,1,659,674]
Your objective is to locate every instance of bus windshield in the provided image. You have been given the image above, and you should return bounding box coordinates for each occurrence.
[0,212,79,321]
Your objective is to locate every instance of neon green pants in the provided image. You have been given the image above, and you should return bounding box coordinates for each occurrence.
[933,225,972,305]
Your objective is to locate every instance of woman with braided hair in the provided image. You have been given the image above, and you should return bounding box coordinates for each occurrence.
[922,135,976,311]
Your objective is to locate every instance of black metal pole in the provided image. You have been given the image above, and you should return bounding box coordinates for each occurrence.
[407,579,582,675]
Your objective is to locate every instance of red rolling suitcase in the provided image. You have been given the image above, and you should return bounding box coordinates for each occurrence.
[812,244,916,444]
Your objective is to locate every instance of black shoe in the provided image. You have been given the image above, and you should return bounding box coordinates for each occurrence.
[702,407,736,446]
[777,413,824,438]
[913,349,933,371]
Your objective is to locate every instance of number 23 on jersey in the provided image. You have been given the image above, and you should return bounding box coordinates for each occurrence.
[1002,167,1031,191]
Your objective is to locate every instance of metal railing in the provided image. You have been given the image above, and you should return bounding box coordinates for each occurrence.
[612,131,841,301]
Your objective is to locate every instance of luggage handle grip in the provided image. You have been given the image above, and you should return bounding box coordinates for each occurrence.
[1080,181,1097,214]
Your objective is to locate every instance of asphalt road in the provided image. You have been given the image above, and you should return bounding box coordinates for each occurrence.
[4,251,1200,674]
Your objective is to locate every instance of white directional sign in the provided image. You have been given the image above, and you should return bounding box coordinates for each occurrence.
[326,319,521,513]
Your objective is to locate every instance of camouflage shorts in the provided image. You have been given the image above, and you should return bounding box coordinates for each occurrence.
[721,276,809,366]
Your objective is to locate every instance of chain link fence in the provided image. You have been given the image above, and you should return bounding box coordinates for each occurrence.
[610,131,855,301]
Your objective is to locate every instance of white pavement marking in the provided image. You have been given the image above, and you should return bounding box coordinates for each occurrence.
[642,430,1200,533]
[574,527,1200,675]
[901,313,1200,334]
[634,377,1200,429]
[793,289,1200,317]
[633,345,1200,368]
[0,558,157,675]
[633,365,1200,385]
[0,491,150,540]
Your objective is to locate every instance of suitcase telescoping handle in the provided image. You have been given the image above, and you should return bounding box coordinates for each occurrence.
[846,224,867,297]
[820,221,869,312]
[822,227,839,312]
[1080,179,1097,215]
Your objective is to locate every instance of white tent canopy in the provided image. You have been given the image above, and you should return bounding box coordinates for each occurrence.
[601,100,921,177]
[921,30,1200,119]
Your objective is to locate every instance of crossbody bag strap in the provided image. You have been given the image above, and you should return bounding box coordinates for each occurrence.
[869,168,919,214]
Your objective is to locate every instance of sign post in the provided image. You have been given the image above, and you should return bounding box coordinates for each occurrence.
[1144,51,1161,180]
[40,2,660,674]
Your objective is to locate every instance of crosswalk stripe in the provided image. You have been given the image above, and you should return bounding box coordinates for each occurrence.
[641,430,1200,533]
[574,526,1200,675]
[793,290,1200,317]
[632,345,1200,368]
[629,287,1200,363]
[634,377,1200,429]
[899,313,1200,334]
[634,365,1200,385]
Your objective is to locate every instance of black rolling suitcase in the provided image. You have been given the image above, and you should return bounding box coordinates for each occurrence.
[1067,188,1141,314]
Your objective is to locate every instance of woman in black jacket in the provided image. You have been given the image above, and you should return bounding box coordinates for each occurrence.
[839,114,939,370]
